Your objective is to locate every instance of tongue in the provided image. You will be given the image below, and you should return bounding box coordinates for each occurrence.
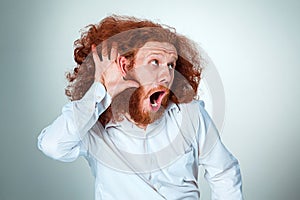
[149,91,164,112]
[150,98,160,112]
[151,100,158,107]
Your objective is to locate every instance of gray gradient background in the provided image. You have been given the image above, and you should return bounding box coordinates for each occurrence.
[0,0,299,199]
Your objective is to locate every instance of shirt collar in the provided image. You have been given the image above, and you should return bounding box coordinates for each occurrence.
[104,102,179,138]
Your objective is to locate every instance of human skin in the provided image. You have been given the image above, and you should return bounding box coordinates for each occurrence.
[92,41,139,99]
[92,41,178,128]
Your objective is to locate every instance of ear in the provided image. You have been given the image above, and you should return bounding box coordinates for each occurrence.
[117,56,130,76]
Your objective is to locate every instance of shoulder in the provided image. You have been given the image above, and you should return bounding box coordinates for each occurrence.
[166,100,206,128]
[176,100,205,114]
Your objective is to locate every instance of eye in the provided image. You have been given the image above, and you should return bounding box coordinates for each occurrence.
[150,59,159,66]
[167,63,175,69]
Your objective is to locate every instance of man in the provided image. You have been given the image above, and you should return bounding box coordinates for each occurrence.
[38,15,243,199]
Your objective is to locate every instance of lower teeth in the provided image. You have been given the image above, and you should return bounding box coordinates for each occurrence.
[151,102,158,107]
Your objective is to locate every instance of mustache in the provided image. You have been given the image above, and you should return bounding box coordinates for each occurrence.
[138,85,170,100]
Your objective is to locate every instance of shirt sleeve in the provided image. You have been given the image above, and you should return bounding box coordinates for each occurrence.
[37,82,111,162]
[197,101,243,200]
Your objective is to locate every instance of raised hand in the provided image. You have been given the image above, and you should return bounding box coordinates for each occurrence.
[92,42,139,99]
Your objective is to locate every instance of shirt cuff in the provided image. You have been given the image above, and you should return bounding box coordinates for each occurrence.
[92,82,112,115]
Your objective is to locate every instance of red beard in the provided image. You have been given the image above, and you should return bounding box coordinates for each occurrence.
[110,85,170,126]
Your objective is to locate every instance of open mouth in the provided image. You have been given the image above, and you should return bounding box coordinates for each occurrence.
[149,90,167,112]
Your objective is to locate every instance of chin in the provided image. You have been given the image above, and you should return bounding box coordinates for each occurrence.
[129,86,170,126]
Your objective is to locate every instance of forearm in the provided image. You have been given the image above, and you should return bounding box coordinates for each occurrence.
[37,82,111,162]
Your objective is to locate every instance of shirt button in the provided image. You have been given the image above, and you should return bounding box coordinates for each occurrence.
[96,96,102,101]
[154,183,161,190]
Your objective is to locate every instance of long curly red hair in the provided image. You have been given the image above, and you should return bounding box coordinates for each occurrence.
[65,15,202,125]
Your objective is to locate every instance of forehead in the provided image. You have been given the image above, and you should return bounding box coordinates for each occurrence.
[136,41,178,58]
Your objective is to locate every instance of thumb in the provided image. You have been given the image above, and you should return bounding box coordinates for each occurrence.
[121,79,140,89]
[108,79,139,99]
[115,79,139,94]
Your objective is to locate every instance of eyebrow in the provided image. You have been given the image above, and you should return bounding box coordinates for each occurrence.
[144,51,178,60]
[143,47,177,53]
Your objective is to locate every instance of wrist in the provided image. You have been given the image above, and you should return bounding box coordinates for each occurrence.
[94,75,104,84]
[94,78,113,98]
[94,78,102,83]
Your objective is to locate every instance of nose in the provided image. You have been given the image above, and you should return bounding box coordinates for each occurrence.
[158,64,172,85]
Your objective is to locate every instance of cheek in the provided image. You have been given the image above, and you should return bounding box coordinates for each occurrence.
[130,87,150,111]
[168,70,175,87]
[141,99,150,111]
[133,68,157,85]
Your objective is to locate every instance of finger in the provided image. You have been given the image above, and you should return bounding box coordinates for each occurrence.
[110,42,118,61]
[91,44,101,66]
[101,41,108,60]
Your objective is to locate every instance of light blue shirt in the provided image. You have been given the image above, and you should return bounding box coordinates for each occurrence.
[37,82,243,200]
